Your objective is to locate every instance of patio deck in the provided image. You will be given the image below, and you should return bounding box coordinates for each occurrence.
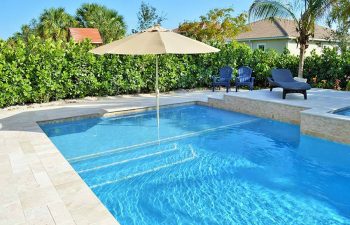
[0,88,349,225]
[225,88,350,111]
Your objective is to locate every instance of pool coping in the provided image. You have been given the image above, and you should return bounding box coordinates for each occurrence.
[37,101,198,125]
[300,108,350,143]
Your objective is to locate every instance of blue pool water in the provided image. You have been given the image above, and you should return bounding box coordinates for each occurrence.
[40,105,350,225]
[335,108,350,116]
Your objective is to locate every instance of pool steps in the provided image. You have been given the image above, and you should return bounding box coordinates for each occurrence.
[77,145,178,174]
[68,118,260,163]
[75,144,197,189]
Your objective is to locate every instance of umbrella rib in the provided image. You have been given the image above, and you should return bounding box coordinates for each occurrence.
[157,32,167,54]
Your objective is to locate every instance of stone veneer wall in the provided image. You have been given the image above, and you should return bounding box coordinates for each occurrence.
[203,96,350,144]
[301,112,350,144]
[205,96,307,124]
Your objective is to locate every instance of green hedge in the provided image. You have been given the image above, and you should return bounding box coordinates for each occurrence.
[304,48,350,89]
[0,36,348,108]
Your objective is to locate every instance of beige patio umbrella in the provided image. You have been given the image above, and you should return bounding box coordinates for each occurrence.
[90,25,219,130]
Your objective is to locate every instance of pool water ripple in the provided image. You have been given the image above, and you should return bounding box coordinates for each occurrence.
[40,105,350,225]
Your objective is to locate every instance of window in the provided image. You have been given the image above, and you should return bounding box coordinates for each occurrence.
[257,43,266,51]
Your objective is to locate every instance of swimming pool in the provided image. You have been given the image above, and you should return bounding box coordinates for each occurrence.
[40,105,350,225]
[334,107,350,116]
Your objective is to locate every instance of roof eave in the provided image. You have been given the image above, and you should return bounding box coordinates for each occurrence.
[236,36,290,41]
[236,36,338,43]
[288,36,339,42]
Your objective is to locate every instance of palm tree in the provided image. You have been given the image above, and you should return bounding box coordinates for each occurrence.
[249,0,335,78]
[37,8,78,41]
[327,0,350,53]
[76,3,126,43]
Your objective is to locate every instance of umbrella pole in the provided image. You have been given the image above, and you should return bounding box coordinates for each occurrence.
[156,55,160,142]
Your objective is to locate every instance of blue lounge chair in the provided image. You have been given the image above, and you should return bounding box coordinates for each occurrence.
[212,66,233,93]
[235,66,254,92]
[270,69,311,99]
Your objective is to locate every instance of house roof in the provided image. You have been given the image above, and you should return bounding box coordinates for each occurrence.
[69,28,103,44]
[236,18,332,41]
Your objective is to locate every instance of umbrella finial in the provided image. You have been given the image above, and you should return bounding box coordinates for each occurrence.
[145,25,168,32]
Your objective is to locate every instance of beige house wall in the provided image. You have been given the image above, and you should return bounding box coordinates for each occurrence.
[239,39,288,53]
[238,38,338,56]
[287,40,338,56]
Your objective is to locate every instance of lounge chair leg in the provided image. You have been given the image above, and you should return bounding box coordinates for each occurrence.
[303,91,307,100]
[270,87,273,92]
[226,86,229,93]
[236,86,238,92]
[283,90,287,99]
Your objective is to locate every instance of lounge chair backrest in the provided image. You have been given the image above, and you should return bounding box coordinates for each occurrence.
[238,66,253,82]
[219,66,233,81]
[271,69,295,82]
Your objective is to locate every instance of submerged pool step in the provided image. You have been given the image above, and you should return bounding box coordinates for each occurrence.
[72,143,177,172]
[67,118,261,164]
[79,144,197,189]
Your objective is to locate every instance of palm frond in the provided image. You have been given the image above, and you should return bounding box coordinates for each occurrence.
[248,0,298,23]
[308,0,335,21]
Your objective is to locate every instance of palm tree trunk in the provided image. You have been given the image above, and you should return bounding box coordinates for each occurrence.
[298,44,306,78]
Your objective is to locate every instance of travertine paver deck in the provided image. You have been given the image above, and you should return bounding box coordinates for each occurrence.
[0,90,225,225]
[225,88,350,111]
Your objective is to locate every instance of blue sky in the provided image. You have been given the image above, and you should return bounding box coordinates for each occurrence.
[0,0,253,39]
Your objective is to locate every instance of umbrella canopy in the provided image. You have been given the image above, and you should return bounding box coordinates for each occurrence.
[90,25,219,55]
[89,25,219,138]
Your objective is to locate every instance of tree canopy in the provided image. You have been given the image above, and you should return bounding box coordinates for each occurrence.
[14,8,78,41]
[327,0,350,52]
[135,1,166,32]
[12,4,126,43]
[76,3,126,43]
[177,8,248,43]
[37,8,79,41]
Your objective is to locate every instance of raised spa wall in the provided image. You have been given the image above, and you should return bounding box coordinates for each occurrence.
[201,95,350,144]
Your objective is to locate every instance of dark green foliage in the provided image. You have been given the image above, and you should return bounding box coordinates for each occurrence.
[0,38,348,108]
[304,48,350,89]
[13,8,79,42]
[177,8,248,43]
[76,3,126,43]
[135,1,166,32]
[12,4,126,44]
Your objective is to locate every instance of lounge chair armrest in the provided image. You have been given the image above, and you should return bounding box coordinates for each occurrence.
[212,76,219,82]
[267,77,274,83]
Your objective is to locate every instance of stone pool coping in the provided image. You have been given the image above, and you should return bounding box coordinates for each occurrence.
[301,108,350,144]
[0,90,225,225]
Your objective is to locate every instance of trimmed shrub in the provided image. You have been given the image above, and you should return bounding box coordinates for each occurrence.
[0,37,348,108]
